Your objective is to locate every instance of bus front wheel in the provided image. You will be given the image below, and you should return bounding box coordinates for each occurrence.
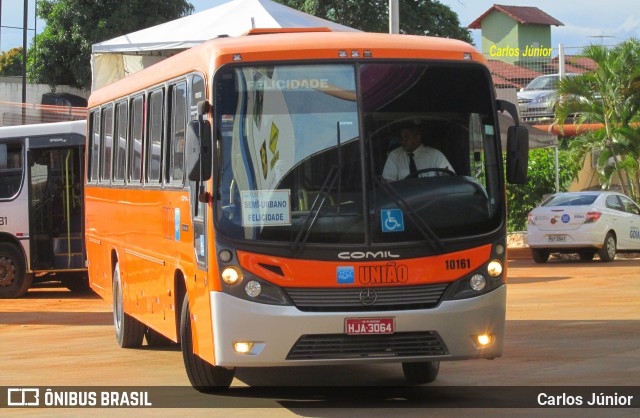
[402,361,440,384]
[112,262,145,348]
[180,294,235,392]
[0,242,32,299]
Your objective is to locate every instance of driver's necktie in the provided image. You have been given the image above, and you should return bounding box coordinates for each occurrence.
[408,152,417,175]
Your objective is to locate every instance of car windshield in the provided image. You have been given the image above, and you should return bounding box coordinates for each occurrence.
[542,194,598,206]
[214,62,502,249]
[524,76,558,91]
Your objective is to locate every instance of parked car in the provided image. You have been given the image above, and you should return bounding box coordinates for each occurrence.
[526,191,640,263]
[517,74,577,121]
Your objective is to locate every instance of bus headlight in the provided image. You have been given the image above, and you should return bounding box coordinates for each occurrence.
[233,341,254,354]
[220,271,292,306]
[471,333,495,349]
[245,280,262,298]
[470,274,486,291]
[221,266,242,285]
[487,260,503,277]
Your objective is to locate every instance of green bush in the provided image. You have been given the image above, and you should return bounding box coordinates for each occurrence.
[507,147,578,231]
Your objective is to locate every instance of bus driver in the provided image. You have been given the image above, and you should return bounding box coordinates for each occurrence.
[382,124,454,182]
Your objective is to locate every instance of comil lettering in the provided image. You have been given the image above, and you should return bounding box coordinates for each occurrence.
[338,251,400,260]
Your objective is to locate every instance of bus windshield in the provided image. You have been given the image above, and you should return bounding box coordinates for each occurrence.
[216,62,501,247]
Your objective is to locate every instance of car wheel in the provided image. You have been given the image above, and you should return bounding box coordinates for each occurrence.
[531,249,550,263]
[598,232,616,262]
[578,250,595,262]
[402,361,440,384]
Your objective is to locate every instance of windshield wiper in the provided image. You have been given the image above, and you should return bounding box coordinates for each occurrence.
[291,122,347,254]
[373,175,445,254]
[291,164,341,254]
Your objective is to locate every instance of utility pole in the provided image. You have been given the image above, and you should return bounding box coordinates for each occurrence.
[22,0,28,124]
[0,0,3,53]
[389,0,399,34]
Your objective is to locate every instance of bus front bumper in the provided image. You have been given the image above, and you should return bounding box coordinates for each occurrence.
[209,285,506,367]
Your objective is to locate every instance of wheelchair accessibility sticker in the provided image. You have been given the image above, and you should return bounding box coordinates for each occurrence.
[381,209,404,232]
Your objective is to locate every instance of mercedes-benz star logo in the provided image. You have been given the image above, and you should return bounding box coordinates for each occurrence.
[359,288,378,305]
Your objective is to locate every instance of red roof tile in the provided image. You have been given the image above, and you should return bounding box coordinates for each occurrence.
[548,55,597,72]
[486,59,542,89]
[469,5,564,29]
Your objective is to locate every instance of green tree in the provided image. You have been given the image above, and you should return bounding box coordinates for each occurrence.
[277,0,471,42]
[0,48,24,76]
[506,147,579,232]
[555,39,640,199]
[28,0,194,90]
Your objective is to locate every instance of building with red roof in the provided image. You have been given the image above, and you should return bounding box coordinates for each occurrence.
[469,4,563,66]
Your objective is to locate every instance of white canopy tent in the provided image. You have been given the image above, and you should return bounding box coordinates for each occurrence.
[91,0,359,90]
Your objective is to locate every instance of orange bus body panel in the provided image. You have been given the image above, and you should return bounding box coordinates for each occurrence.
[86,187,193,342]
[237,245,492,288]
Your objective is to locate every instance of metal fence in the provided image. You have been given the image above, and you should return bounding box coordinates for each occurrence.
[484,44,604,90]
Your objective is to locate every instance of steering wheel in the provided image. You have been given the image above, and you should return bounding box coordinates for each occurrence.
[405,167,456,179]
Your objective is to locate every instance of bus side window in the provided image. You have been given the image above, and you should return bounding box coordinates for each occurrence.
[0,142,23,199]
[113,101,128,183]
[129,95,144,183]
[167,81,187,185]
[146,89,164,184]
[100,105,114,183]
[190,74,205,121]
[88,110,100,183]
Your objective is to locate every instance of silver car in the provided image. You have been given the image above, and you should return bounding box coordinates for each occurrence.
[517,74,576,122]
[526,191,640,263]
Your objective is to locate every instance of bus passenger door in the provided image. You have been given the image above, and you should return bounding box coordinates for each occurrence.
[28,147,84,271]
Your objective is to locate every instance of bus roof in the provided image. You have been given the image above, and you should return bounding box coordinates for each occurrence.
[0,120,86,139]
[89,31,485,107]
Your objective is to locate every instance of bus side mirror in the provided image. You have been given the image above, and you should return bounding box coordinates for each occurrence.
[506,125,529,184]
[186,119,212,182]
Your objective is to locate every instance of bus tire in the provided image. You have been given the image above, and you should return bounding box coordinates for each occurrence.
[180,294,234,392]
[112,262,145,348]
[0,242,32,298]
[402,361,440,384]
[145,327,175,346]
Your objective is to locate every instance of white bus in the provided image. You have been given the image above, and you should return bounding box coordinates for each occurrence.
[0,120,87,298]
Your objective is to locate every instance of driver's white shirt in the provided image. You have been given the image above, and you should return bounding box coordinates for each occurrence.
[382,144,453,181]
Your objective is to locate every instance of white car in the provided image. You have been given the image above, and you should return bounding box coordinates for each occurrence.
[526,191,640,263]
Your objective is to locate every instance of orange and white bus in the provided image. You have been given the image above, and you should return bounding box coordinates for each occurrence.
[85,29,528,391]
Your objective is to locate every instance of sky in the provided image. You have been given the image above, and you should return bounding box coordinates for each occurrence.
[1,0,638,53]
